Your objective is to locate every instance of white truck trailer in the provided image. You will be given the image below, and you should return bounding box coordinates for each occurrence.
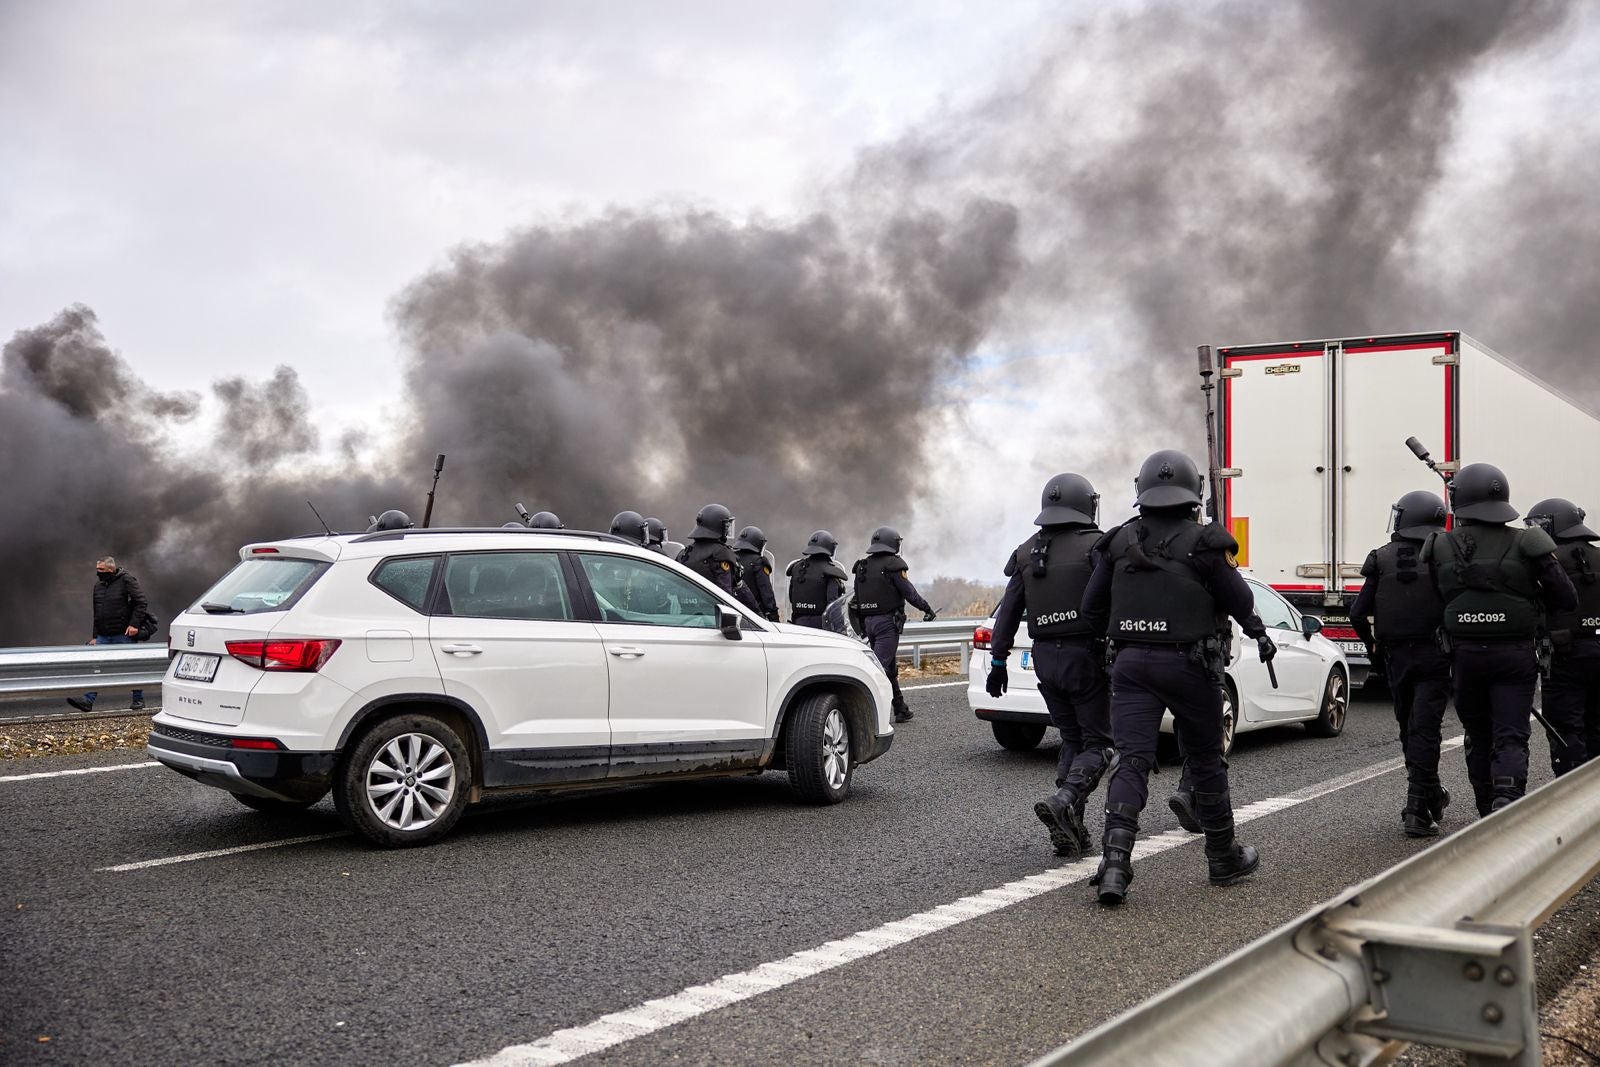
[1213,330,1600,682]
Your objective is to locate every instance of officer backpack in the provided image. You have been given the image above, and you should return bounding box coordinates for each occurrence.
[1425,523,1554,639]
[1013,526,1099,638]
[853,554,910,617]
[1364,538,1445,642]
[1102,515,1225,644]
[1549,539,1600,644]
[788,557,846,615]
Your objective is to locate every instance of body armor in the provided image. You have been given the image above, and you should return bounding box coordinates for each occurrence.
[788,556,847,615]
[1103,516,1219,644]
[1367,538,1446,641]
[1427,523,1554,639]
[1549,539,1600,643]
[1016,527,1099,638]
[853,554,910,616]
[677,540,739,593]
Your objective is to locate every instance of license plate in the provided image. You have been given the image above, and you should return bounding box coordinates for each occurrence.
[1338,641,1367,656]
[173,652,220,682]
[1019,651,1033,670]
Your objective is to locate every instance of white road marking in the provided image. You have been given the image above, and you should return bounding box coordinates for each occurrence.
[98,832,349,872]
[901,681,968,690]
[0,761,160,783]
[458,739,1462,1067]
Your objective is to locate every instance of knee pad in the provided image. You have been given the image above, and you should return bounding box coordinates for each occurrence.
[1118,753,1155,778]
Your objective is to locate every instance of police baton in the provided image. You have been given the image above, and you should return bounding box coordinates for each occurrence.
[1265,659,1279,689]
[1530,703,1567,750]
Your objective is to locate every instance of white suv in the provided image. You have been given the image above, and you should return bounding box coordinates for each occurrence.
[149,528,895,847]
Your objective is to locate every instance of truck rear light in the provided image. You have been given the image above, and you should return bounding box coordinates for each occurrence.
[973,626,993,650]
[229,737,284,750]
[225,638,342,672]
[1322,626,1359,641]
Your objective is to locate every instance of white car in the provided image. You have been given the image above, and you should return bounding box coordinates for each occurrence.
[148,528,895,847]
[967,575,1350,757]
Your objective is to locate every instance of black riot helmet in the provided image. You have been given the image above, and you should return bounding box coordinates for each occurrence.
[610,510,648,545]
[1388,490,1448,540]
[1525,497,1598,541]
[868,526,902,555]
[733,525,767,553]
[367,509,414,532]
[1133,450,1203,509]
[691,503,736,541]
[1450,463,1518,523]
[529,511,565,530]
[1035,473,1099,526]
[804,530,838,557]
[643,517,668,547]
[501,522,524,529]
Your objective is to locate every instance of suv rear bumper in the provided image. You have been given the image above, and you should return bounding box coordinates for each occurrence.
[147,727,335,804]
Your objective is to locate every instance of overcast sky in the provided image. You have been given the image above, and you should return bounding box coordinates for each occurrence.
[5,1,1598,584]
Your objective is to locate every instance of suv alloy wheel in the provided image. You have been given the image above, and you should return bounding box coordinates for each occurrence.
[785,691,854,804]
[334,713,471,846]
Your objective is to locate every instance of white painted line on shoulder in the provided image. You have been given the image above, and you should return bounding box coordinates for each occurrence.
[901,681,967,690]
[0,761,160,783]
[98,832,349,872]
[456,739,1458,1067]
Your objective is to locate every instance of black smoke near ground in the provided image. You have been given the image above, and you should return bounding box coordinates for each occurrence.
[6,0,1597,643]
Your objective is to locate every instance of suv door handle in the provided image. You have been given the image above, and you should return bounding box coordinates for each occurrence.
[440,643,483,655]
[608,646,646,659]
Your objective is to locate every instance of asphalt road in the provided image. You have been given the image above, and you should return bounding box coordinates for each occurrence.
[1,682,1593,1066]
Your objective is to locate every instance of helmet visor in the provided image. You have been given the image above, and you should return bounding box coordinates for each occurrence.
[1387,504,1403,536]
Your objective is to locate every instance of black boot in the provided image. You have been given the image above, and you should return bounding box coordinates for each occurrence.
[1167,783,1200,833]
[1428,783,1450,822]
[1092,827,1136,906]
[892,697,913,724]
[1468,778,1494,817]
[1033,786,1089,859]
[1401,781,1440,838]
[1488,775,1522,813]
[1196,790,1260,887]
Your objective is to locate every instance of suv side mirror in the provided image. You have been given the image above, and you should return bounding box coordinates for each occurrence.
[716,605,743,641]
[1300,615,1324,639]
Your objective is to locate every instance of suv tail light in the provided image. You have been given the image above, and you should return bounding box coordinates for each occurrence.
[973,626,993,650]
[225,639,341,672]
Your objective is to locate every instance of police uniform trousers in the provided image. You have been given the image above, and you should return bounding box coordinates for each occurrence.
[1104,645,1228,832]
[1542,640,1600,775]
[862,613,905,706]
[1452,639,1538,810]
[1031,637,1112,789]
[790,614,828,630]
[1385,639,1453,778]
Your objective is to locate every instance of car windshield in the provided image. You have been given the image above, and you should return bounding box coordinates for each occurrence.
[193,558,328,614]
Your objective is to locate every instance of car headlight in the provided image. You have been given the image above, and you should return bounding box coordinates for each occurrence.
[862,649,881,667]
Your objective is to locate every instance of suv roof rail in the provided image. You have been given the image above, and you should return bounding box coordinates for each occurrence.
[350,527,638,546]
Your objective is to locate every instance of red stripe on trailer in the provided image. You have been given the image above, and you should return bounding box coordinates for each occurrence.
[1222,350,1329,363]
[1272,583,1324,591]
[1343,342,1451,355]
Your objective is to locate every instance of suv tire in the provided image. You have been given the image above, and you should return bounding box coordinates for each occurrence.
[232,793,319,814]
[334,713,471,847]
[992,720,1047,751]
[785,691,853,804]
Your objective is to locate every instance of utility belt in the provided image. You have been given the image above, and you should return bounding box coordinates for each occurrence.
[860,609,907,632]
[1108,637,1222,677]
[1550,627,1600,654]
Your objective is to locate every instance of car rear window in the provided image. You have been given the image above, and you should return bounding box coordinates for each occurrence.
[372,556,439,612]
[193,558,328,615]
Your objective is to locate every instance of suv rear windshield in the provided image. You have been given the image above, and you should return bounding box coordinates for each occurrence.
[193,558,329,615]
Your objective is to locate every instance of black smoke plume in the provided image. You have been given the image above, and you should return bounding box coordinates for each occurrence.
[5,0,1597,644]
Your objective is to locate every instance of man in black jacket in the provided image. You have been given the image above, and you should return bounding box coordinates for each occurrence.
[66,556,152,713]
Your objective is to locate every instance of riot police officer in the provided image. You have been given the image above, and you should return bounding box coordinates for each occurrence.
[367,509,414,532]
[787,531,848,631]
[529,511,564,530]
[1351,490,1452,836]
[1525,497,1600,774]
[987,474,1112,860]
[677,504,746,603]
[643,517,671,554]
[610,510,649,546]
[1422,464,1577,813]
[853,527,936,724]
[1081,450,1273,906]
[733,526,781,622]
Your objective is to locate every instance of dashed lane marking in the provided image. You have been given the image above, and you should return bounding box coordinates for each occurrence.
[98,833,349,872]
[456,735,1466,1066]
[0,761,160,783]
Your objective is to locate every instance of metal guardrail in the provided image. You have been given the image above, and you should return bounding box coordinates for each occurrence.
[1033,754,1600,1067]
[0,644,170,696]
[895,618,980,672]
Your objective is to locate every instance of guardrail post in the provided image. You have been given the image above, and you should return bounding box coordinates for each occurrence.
[958,641,969,674]
[912,644,923,670]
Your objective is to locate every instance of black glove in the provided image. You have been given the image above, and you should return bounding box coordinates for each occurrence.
[1256,635,1277,664]
[986,661,1008,698]
[922,610,938,622]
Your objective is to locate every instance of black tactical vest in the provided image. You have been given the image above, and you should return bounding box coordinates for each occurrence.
[788,557,845,615]
[1105,516,1217,644]
[853,554,909,616]
[1017,526,1098,638]
[1550,540,1600,642]
[1370,538,1446,641]
[1427,523,1550,639]
[677,540,738,594]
